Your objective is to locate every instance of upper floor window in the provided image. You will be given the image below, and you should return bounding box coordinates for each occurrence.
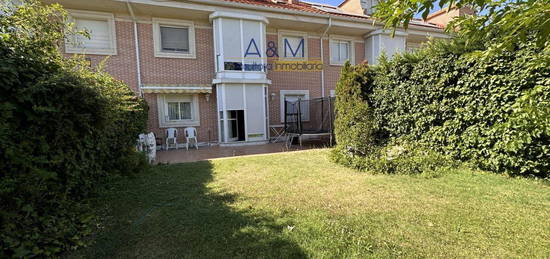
[65,10,117,55]
[278,30,308,60]
[213,16,266,72]
[330,37,354,65]
[153,18,196,59]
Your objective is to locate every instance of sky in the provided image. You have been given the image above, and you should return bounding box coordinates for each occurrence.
[305,0,344,6]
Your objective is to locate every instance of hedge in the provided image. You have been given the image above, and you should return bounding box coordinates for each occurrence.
[0,2,148,257]
[332,39,549,178]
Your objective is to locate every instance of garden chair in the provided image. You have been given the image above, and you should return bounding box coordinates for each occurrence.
[184,127,198,150]
[137,133,147,152]
[146,132,156,163]
[166,128,178,150]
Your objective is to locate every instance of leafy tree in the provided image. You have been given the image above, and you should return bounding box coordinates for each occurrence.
[374,0,550,54]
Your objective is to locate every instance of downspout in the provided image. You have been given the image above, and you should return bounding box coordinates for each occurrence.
[126,0,143,97]
[319,17,331,98]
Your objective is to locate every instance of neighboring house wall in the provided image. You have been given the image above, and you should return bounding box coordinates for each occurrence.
[426,6,475,27]
[339,0,364,15]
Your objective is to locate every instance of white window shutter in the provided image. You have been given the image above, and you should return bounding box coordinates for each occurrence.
[74,18,111,50]
[330,41,338,62]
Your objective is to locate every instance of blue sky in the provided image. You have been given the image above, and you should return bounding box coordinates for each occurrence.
[306,0,344,6]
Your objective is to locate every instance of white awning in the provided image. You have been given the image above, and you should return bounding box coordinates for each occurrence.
[141,84,212,94]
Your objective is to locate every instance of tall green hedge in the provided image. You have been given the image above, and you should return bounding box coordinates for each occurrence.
[0,2,148,257]
[332,62,377,167]
[333,39,549,178]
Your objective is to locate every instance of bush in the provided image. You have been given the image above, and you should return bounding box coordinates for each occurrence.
[487,84,550,175]
[0,1,148,257]
[331,62,378,167]
[362,141,460,176]
[333,38,549,177]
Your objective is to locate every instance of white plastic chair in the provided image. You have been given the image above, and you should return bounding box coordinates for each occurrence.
[184,127,198,150]
[166,128,178,150]
[146,132,156,163]
[137,133,147,152]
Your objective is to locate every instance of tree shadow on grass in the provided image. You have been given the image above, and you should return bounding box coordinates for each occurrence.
[72,161,306,258]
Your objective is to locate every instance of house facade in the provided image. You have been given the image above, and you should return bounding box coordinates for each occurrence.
[47,0,449,146]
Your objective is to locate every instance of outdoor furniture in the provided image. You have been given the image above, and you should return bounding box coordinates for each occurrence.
[137,133,147,152]
[166,128,178,150]
[184,127,198,150]
[269,124,287,143]
[137,132,157,164]
[146,132,156,163]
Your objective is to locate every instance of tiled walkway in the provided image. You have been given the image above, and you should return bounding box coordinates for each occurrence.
[155,142,318,164]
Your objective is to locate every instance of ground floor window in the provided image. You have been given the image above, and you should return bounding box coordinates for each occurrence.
[167,101,192,120]
[280,90,309,122]
[157,94,200,127]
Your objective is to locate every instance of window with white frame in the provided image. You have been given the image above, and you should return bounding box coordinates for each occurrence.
[65,10,117,55]
[167,101,192,120]
[330,38,354,65]
[153,18,196,58]
[278,30,307,60]
[157,94,200,127]
[280,90,309,122]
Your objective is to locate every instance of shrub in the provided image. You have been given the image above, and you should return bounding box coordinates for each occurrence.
[331,62,378,167]
[333,38,549,177]
[487,84,550,175]
[0,1,148,257]
[363,141,460,176]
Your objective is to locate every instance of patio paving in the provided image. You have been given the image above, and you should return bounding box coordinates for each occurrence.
[155,142,321,164]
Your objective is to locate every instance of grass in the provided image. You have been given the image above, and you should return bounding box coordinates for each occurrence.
[73,149,550,258]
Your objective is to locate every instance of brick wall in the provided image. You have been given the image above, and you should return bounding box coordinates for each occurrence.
[64,21,139,92]
[66,18,366,144]
[136,24,218,144]
[266,35,366,127]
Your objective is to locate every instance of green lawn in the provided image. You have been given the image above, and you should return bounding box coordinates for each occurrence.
[74,149,550,258]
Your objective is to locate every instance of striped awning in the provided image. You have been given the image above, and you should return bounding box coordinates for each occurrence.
[141,84,212,94]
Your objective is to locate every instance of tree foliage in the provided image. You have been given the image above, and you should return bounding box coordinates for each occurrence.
[374,0,550,54]
[0,1,148,257]
[333,39,550,177]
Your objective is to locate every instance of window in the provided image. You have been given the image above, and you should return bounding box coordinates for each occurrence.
[160,26,189,53]
[330,38,354,65]
[65,10,116,55]
[215,17,265,72]
[278,30,308,60]
[280,90,310,122]
[157,94,200,127]
[153,18,196,58]
[167,102,192,120]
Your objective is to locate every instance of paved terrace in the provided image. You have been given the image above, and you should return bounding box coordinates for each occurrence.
[156,141,329,164]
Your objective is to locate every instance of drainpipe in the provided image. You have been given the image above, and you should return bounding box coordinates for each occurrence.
[126,0,143,97]
[319,17,331,98]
